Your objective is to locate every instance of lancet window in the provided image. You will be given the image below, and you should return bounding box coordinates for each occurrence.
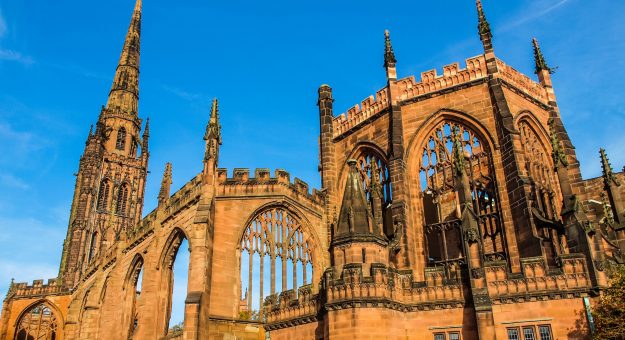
[88,231,98,262]
[116,127,127,151]
[126,257,144,339]
[97,179,111,211]
[518,120,564,265]
[239,207,314,320]
[117,183,129,216]
[15,302,59,340]
[355,150,393,236]
[419,121,504,273]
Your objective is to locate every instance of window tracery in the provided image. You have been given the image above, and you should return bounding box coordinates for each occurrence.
[354,150,393,236]
[97,180,111,211]
[117,183,129,216]
[15,302,59,340]
[518,119,564,265]
[239,207,314,319]
[418,121,504,274]
[116,127,127,151]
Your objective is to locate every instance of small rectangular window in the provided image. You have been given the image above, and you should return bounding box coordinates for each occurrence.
[523,327,536,340]
[507,328,519,340]
[538,325,552,340]
[449,332,460,340]
[434,333,445,340]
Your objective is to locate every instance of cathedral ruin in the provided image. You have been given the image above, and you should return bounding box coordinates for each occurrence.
[2,0,624,339]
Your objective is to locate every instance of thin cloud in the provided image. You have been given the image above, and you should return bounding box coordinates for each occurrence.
[0,173,29,190]
[0,48,34,65]
[162,85,203,102]
[499,0,571,32]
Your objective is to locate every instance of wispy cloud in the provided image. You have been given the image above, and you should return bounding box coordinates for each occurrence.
[163,85,203,102]
[0,9,35,65]
[499,0,571,33]
[0,173,29,190]
[0,48,34,65]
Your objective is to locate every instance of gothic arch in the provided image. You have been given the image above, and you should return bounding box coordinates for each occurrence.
[407,110,507,271]
[123,254,144,338]
[124,254,145,290]
[405,108,498,164]
[236,203,321,318]
[339,141,392,203]
[157,227,190,270]
[13,300,63,340]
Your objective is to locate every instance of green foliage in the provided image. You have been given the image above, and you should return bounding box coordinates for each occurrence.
[592,265,625,339]
[238,309,261,321]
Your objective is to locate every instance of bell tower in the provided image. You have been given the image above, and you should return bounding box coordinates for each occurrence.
[59,0,149,287]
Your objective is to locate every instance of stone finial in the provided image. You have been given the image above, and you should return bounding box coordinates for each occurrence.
[141,117,150,154]
[158,163,173,205]
[600,148,620,187]
[532,38,554,75]
[476,0,492,40]
[549,119,568,169]
[383,30,397,68]
[204,98,222,164]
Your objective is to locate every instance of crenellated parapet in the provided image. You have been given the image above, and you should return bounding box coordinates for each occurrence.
[396,55,488,103]
[264,285,320,330]
[332,87,389,138]
[216,168,325,206]
[496,58,549,104]
[7,279,68,299]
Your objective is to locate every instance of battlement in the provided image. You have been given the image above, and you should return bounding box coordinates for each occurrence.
[216,168,324,205]
[496,58,548,103]
[331,55,552,139]
[332,87,389,138]
[8,278,67,298]
[395,55,488,103]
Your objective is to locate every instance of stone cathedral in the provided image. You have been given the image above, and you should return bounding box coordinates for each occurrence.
[2,0,624,339]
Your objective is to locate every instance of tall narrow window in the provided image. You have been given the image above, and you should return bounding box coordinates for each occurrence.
[88,231,98,262]
[117,184,129,216]
[518,120,564,266]
[127,257,144,339]
[239,207,315,320]
[162,232,189,337]
[419,121,504,278]
[15,302,59,340]
[538,325,552,340]
[97,180,111,211]
[116,127,127,151]
[355,150,393,237]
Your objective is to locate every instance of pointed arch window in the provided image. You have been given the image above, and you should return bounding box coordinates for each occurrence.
[126,257,144,339]
[418,121,505,276]
[116,127,127,151]
[15,302,59,340]
[354,150,393,236]
[239,207,315,320]
[518,119,564,265]
[88,231,98,262]
[97,179,111,212]
[117,183,129,216]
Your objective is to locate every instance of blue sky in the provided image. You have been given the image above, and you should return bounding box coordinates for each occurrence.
[1,0,624,325]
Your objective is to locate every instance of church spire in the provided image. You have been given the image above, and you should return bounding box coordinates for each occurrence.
[106,0,142,116]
